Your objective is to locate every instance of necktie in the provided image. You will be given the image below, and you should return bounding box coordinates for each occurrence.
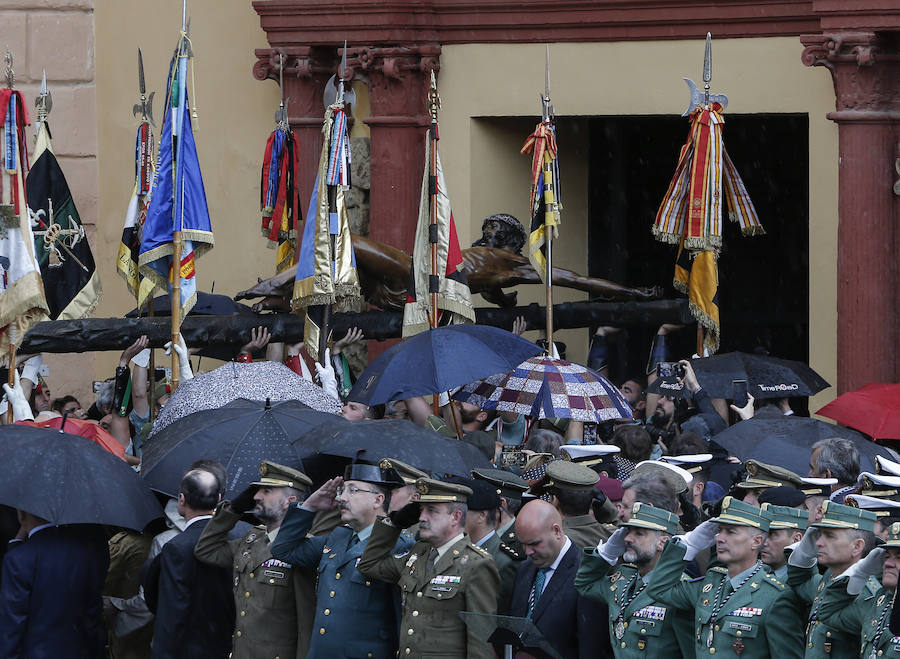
[528,568,550,618]
[348,533,359,550]
[426,547,438,573]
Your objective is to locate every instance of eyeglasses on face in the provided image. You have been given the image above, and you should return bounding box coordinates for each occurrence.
[336,485,379,497]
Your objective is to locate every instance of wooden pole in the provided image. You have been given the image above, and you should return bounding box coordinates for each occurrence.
[696,325,704,357]
[7,327,16,425]
[171,230,182,389]
[543,156,555,354]
[148,296,157,422]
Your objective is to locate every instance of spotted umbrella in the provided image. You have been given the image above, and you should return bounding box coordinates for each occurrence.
[150,360,340,437]
[453,356,632,423]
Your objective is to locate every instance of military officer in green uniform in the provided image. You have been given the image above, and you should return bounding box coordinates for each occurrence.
[759,502,807,582]
[357,477,500,658]
[817,521,900,658]
[575,503,694,657]
[194,461,315,659]
[785,500,880,658]
[646,496,805,658]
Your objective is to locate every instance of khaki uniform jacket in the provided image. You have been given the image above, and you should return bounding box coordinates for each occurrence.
[194,505,316,659]
[646,539,804,659]
[357,519,500,659]
[564,514,613,550]
[575,549,694,658]
[817,574,897,658]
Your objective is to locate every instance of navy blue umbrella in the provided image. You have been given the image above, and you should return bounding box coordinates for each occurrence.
[711,410,893,477]
[347,325,543,406]
[0,424,162,530]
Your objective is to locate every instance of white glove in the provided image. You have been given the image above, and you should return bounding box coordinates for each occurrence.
[597,527,628,566]
[20,354,42,386]
[164,334,193,381]
[845,547,884,595]
[315,349,340,402]
[679,520,719,561]
[131,348,151,369]
[3,370,34,421]
[787,527,820,568]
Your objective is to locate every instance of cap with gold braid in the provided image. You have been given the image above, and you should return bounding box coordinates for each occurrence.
[811,500,876,531]
[844,493,900,518]
[251,461,313,489]
[883,521,900,548]
[559,444,619,467]
[710,496,770,531]
[876,455,900,477]
[471,468,528,500]
[379,458,428,485]
[415,477,472,503]
[855,471,900,498]
[660,454,713,475]
[622,503,679,534]
[545,460,600,492]
[799,477,838,498]
[736,460,803,491]
[760,502,808,530]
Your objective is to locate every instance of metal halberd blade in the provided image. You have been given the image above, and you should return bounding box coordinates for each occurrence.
[682,33,728,116]
[35,69,52,120]
[132,50,156,125]
[323,41,356,109]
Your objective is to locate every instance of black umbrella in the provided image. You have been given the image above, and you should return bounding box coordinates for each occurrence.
[125,292,255,317]
[142,398,340,498]
[0,424,162,530]
[647,351,829,400]
[294,419,492,477]
[710,411,894,477]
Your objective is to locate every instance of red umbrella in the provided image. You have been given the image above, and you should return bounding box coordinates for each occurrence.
[816,383,900,440]
[16,416,127,460]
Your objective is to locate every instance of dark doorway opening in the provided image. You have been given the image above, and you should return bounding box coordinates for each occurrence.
[586,114,810,407]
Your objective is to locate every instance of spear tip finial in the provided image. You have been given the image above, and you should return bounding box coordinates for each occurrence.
[4,47,14,89]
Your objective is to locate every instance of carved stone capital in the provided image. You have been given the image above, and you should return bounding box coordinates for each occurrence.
[345,45,441,122]
[800,31,900,116]
[253,47,341,83]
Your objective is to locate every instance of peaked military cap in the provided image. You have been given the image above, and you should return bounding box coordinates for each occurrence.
[800,477,838,498]
[345,462,405,487]
[812,500,877,532]
[415,477,472,503]
[844,493,900,518]
[471,468,528,500]
[458,478,501,511]
[760,502,809,530]
[758,486,806,508]
[876,455,900,477]
[622,502,679,534]
[856,471,900,498]
[379,457,428,485]
[252,461,312,489]
[883,521,900,548]
[631,460,692,494]
[545,460,600,492]
[711,496,770,531]
[559,444,620,468]
[737,460,802,490]
[660,453,713,475]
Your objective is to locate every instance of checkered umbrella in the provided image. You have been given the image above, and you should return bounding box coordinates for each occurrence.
[453,356,633,423]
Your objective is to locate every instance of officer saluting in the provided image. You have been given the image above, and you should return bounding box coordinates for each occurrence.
[576,503,694,657]
[269,461,415,659]
[646,496,804,658]
[193,461,314,659]
[357,477,500,659]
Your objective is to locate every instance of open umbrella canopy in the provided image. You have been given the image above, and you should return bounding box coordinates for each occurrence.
[347,324,543,406]
[0,424,161,530]
[295,418,491,477]
[710,410,894,477]
[142,398,339,498]
[817,383,900,440]
[453,356,632,423]
[646,351,830,400]
[18,416,126,459]
[150,360,340,437]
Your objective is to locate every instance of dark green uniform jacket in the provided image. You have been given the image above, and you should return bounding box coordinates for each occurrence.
[818,574,898,659]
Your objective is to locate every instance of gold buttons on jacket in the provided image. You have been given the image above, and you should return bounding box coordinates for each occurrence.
[249,572,254,578]
[335,572,341,579]
[412,611,419,617]
[329,591,335,597]
[320,628,326,635]
[408,629,414,635]
[324,609,330,616]
[244,591,250,598]
[236,631,242,638]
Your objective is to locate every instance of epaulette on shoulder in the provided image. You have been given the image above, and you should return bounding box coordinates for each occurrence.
[500,542,524,561]
[764,573,785,590]
[708,566,729,574]
[468,543,491,557]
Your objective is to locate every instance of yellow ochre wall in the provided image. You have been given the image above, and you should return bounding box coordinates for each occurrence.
[89,7,839,413]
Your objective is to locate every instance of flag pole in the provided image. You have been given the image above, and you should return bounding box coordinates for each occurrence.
[427,70,440,331]
[170,0,188,389]
[7,327,16,424]
[541,45,556,353]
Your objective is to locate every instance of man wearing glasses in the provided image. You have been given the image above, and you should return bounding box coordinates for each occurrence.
[270,461,415,659]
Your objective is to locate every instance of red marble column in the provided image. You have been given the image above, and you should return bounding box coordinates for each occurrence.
[349,45,441,255]
[801,32,900,393]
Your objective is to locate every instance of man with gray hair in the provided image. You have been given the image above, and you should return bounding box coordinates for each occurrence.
[618,473,678,523]
[809,437,861,503]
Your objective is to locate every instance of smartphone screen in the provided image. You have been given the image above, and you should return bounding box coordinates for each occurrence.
[732,379,749,408]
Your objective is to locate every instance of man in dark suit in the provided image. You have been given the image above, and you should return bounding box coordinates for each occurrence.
[510,499,612,658]
[141,468,233,659]
[0,510,109,658]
